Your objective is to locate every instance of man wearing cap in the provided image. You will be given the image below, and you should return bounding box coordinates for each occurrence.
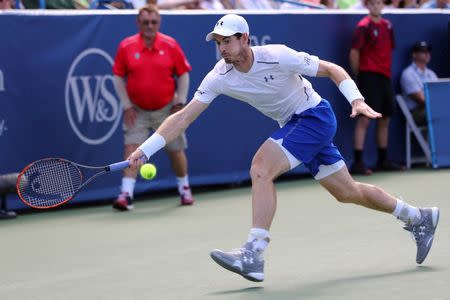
[126,14,440,282]
[400,41,438,126]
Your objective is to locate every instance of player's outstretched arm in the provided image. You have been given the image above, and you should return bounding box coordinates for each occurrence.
[128,99,209,169]
[316,60,382,119]
[157,98,208,141]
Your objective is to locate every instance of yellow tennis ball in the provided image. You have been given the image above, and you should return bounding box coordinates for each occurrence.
[140,163,157,180]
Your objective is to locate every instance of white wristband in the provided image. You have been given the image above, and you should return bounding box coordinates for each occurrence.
[338,79,364,104]
[138,133,166,160]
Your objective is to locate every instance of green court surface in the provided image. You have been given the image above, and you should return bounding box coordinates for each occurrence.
[1,169,449,300]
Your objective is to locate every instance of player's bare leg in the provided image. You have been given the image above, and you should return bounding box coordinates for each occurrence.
[319,166,396,212]
[320,167,439,264]
[210,140,290,282]
[250,140,291,230]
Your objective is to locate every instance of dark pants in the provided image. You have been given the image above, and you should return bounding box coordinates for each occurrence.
[411,105,427,127]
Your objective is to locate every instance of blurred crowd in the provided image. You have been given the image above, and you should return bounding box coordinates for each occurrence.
[0,0,449,10]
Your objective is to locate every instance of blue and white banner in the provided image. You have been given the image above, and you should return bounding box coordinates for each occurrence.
[0,11,448,209]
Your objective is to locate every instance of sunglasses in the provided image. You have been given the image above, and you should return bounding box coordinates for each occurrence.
[140,20,159,26]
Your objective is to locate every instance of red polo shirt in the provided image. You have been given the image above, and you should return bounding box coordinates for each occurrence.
[113,32,192,110]
[351,16,395,78]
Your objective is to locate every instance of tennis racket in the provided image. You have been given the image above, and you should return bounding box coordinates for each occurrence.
[16,158,140,209]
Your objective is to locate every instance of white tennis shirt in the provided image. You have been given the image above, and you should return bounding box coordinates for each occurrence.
[194,44,322,126]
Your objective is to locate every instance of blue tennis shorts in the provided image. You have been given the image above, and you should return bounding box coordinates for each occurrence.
[270,99,345,180]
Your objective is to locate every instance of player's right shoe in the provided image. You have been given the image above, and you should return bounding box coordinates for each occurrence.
[210,241,265,282]
[403,207,439,264]
[112,192,134,211]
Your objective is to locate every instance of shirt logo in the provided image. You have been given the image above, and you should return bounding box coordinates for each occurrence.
[304,57,311,65]
[196,89,206,95]
[159,50,164,56]
[264,75,274,82]
[373,29,378,37]
[134,52,140,59]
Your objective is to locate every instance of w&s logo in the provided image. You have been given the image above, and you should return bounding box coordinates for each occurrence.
[65,48,121,145]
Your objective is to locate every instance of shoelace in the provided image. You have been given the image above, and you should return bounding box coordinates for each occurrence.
[229,247,252,256]
[229,247,264,262]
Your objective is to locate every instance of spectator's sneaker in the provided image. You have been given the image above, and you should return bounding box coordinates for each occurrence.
[112,192,134,211]
[350,162,372,175]
[180,186,194,206]
[210,241,265,282]
[403,207,440,264]
[376,160,406,172]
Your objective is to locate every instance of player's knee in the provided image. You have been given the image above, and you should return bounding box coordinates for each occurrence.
[250,162,272,182]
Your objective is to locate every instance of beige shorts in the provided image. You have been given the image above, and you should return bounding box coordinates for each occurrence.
[124,102,187,152]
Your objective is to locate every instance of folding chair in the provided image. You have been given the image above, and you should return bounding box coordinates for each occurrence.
[395,94,431,168]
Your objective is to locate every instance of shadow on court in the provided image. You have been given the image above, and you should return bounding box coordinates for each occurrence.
[208,266,443,299]
[209,286,264,296]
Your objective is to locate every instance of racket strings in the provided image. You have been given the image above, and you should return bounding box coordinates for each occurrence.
[18,159,82,207]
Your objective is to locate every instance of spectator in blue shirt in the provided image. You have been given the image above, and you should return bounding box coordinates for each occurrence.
[400,41,438,126]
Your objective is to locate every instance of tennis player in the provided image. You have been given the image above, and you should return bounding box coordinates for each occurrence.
[127,14,440,282]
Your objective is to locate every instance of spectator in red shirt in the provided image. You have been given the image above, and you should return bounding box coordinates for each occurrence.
[349,0,404,175]
[112,4,194,210]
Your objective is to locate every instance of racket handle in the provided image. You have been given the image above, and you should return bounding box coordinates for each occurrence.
[108,160,130,172]
[108,157,147,172]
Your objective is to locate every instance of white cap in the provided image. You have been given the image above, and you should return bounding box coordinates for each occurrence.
[205,14,250,42]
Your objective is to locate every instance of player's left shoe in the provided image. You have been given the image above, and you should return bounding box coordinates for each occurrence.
[180,186,194,206]
[210,241,265,282]
[403,207,439,264]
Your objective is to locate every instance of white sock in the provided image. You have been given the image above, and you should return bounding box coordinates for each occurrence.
[392,198,421,224]
[121,177,136,198]
[176,175,189,195]
[247,228,270,252]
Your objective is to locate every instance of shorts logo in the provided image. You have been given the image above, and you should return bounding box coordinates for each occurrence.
[135,52,140,59]
[65,48,122,145]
